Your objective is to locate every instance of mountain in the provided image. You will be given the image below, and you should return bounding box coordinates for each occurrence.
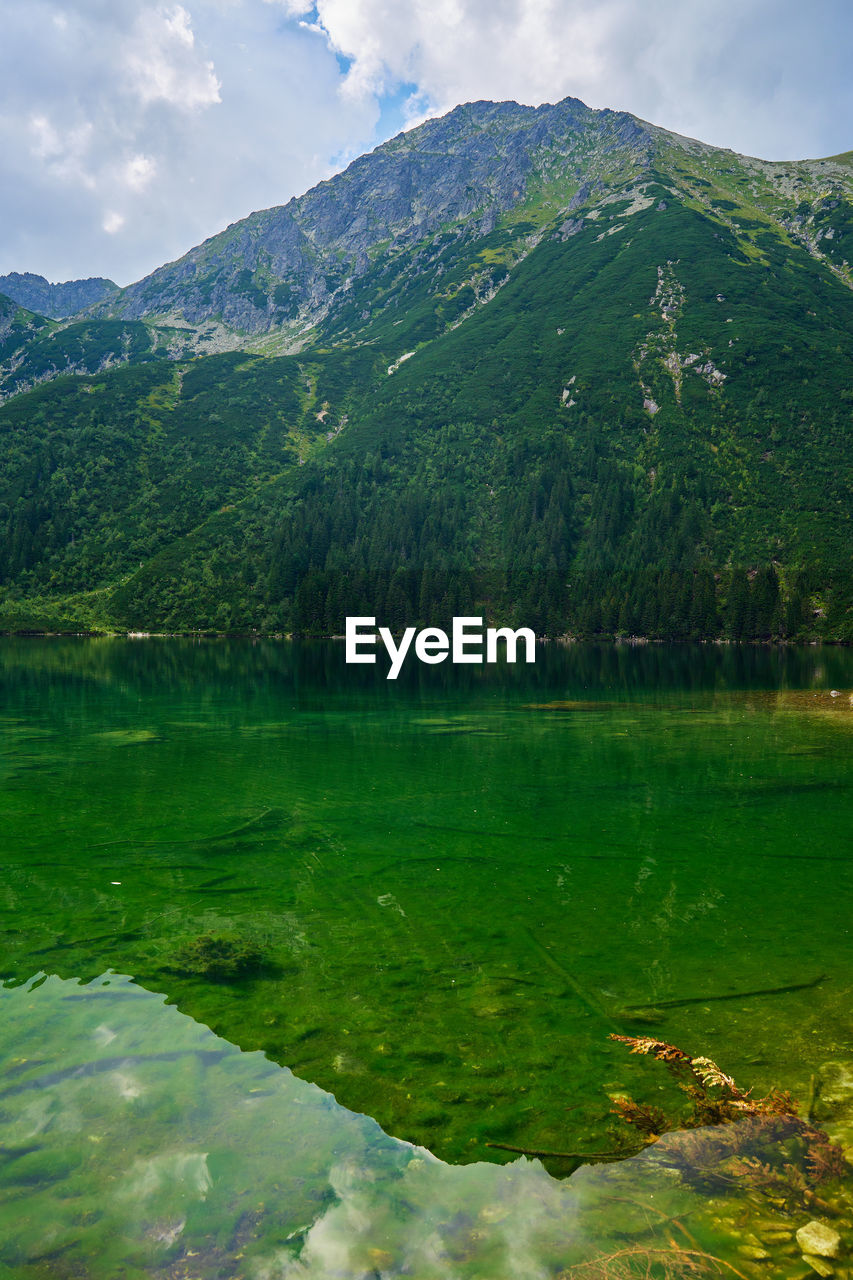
[0,290,52,361]
[0,271,119,319]
[0,96,851,640]
[0,290,199,403]
[93,97,852,352]
[95,98,650,342]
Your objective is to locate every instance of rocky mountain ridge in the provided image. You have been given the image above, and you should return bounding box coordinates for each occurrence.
[3,96,851,381]
[91,98,654,341]
[0,272,118,319]
[80,95,853,360]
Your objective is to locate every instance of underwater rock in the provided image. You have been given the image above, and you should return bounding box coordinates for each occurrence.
[796,1219,841,1258]
[803,1256,835,1278]
[165,934,267,981]
[814,1063,853,1114]
[813,1062,853,1154]
[737,1244,770,1260]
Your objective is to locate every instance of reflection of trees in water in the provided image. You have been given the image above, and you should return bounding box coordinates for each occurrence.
[0,636,846,707]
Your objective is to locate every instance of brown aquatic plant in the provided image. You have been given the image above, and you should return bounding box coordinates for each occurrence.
[609,1097,669,1138]
[559,1243,751,1279]
[610,1036,691,1066]
[609,1037,752,1106]
[806,1127,850,1183]
[689,1057,744,1097]
[609,1035,849,1209]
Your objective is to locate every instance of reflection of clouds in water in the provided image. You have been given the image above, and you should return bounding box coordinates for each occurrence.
[113,1151,211,1254]
[266,1153,577,1280]
[3,972,682,1278]
[111,1068,143,1099]
[119,1151,212,1205]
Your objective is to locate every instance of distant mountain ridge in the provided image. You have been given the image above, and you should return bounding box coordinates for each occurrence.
[0,289,194,404]
[0,272,118,319]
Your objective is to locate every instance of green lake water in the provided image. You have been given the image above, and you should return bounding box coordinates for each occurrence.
[1,638,852,1277]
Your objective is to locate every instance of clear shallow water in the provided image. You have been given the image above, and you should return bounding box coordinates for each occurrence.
[1,639,852,1276]
[0,971,806,1280]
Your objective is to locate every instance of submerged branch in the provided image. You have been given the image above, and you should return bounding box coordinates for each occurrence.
[624,974,826,1011]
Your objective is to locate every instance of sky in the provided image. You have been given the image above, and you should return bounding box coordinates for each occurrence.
[1,0,851,287]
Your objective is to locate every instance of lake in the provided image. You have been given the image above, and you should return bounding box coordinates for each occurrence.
[1,638,851,1277]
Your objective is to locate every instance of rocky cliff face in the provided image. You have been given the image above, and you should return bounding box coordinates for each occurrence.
[0,272,118,319]
[97,97,654,338]
[90,94,853,352]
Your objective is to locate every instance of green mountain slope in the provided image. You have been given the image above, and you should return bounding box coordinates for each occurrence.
[0,292,53,369]
[0,350,378,626]
[0,292,202,403]
[0,97,851,638]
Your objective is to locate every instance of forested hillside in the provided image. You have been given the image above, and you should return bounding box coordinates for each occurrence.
[1,98,851,639]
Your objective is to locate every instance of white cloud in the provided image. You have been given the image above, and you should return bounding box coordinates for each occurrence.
[306,0,623,109]
[0,0,380,284]
[29,113,62,161]
[308,0,853,158]
[0,0,849,286]
[123,4,222,109]
[29,113,97,188]
[262,0,315,14]
[123,153,157,191]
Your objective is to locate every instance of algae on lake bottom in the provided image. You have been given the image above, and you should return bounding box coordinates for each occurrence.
[1,639,852,1274]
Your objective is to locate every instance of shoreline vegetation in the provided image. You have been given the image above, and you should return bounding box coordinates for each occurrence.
[1,628,851,645]
[2,558,849,644]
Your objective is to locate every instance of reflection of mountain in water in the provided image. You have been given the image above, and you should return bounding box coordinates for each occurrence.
[3,971,843,1279]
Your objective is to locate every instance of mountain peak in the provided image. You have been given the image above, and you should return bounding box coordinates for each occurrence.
[96,94,654,341]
